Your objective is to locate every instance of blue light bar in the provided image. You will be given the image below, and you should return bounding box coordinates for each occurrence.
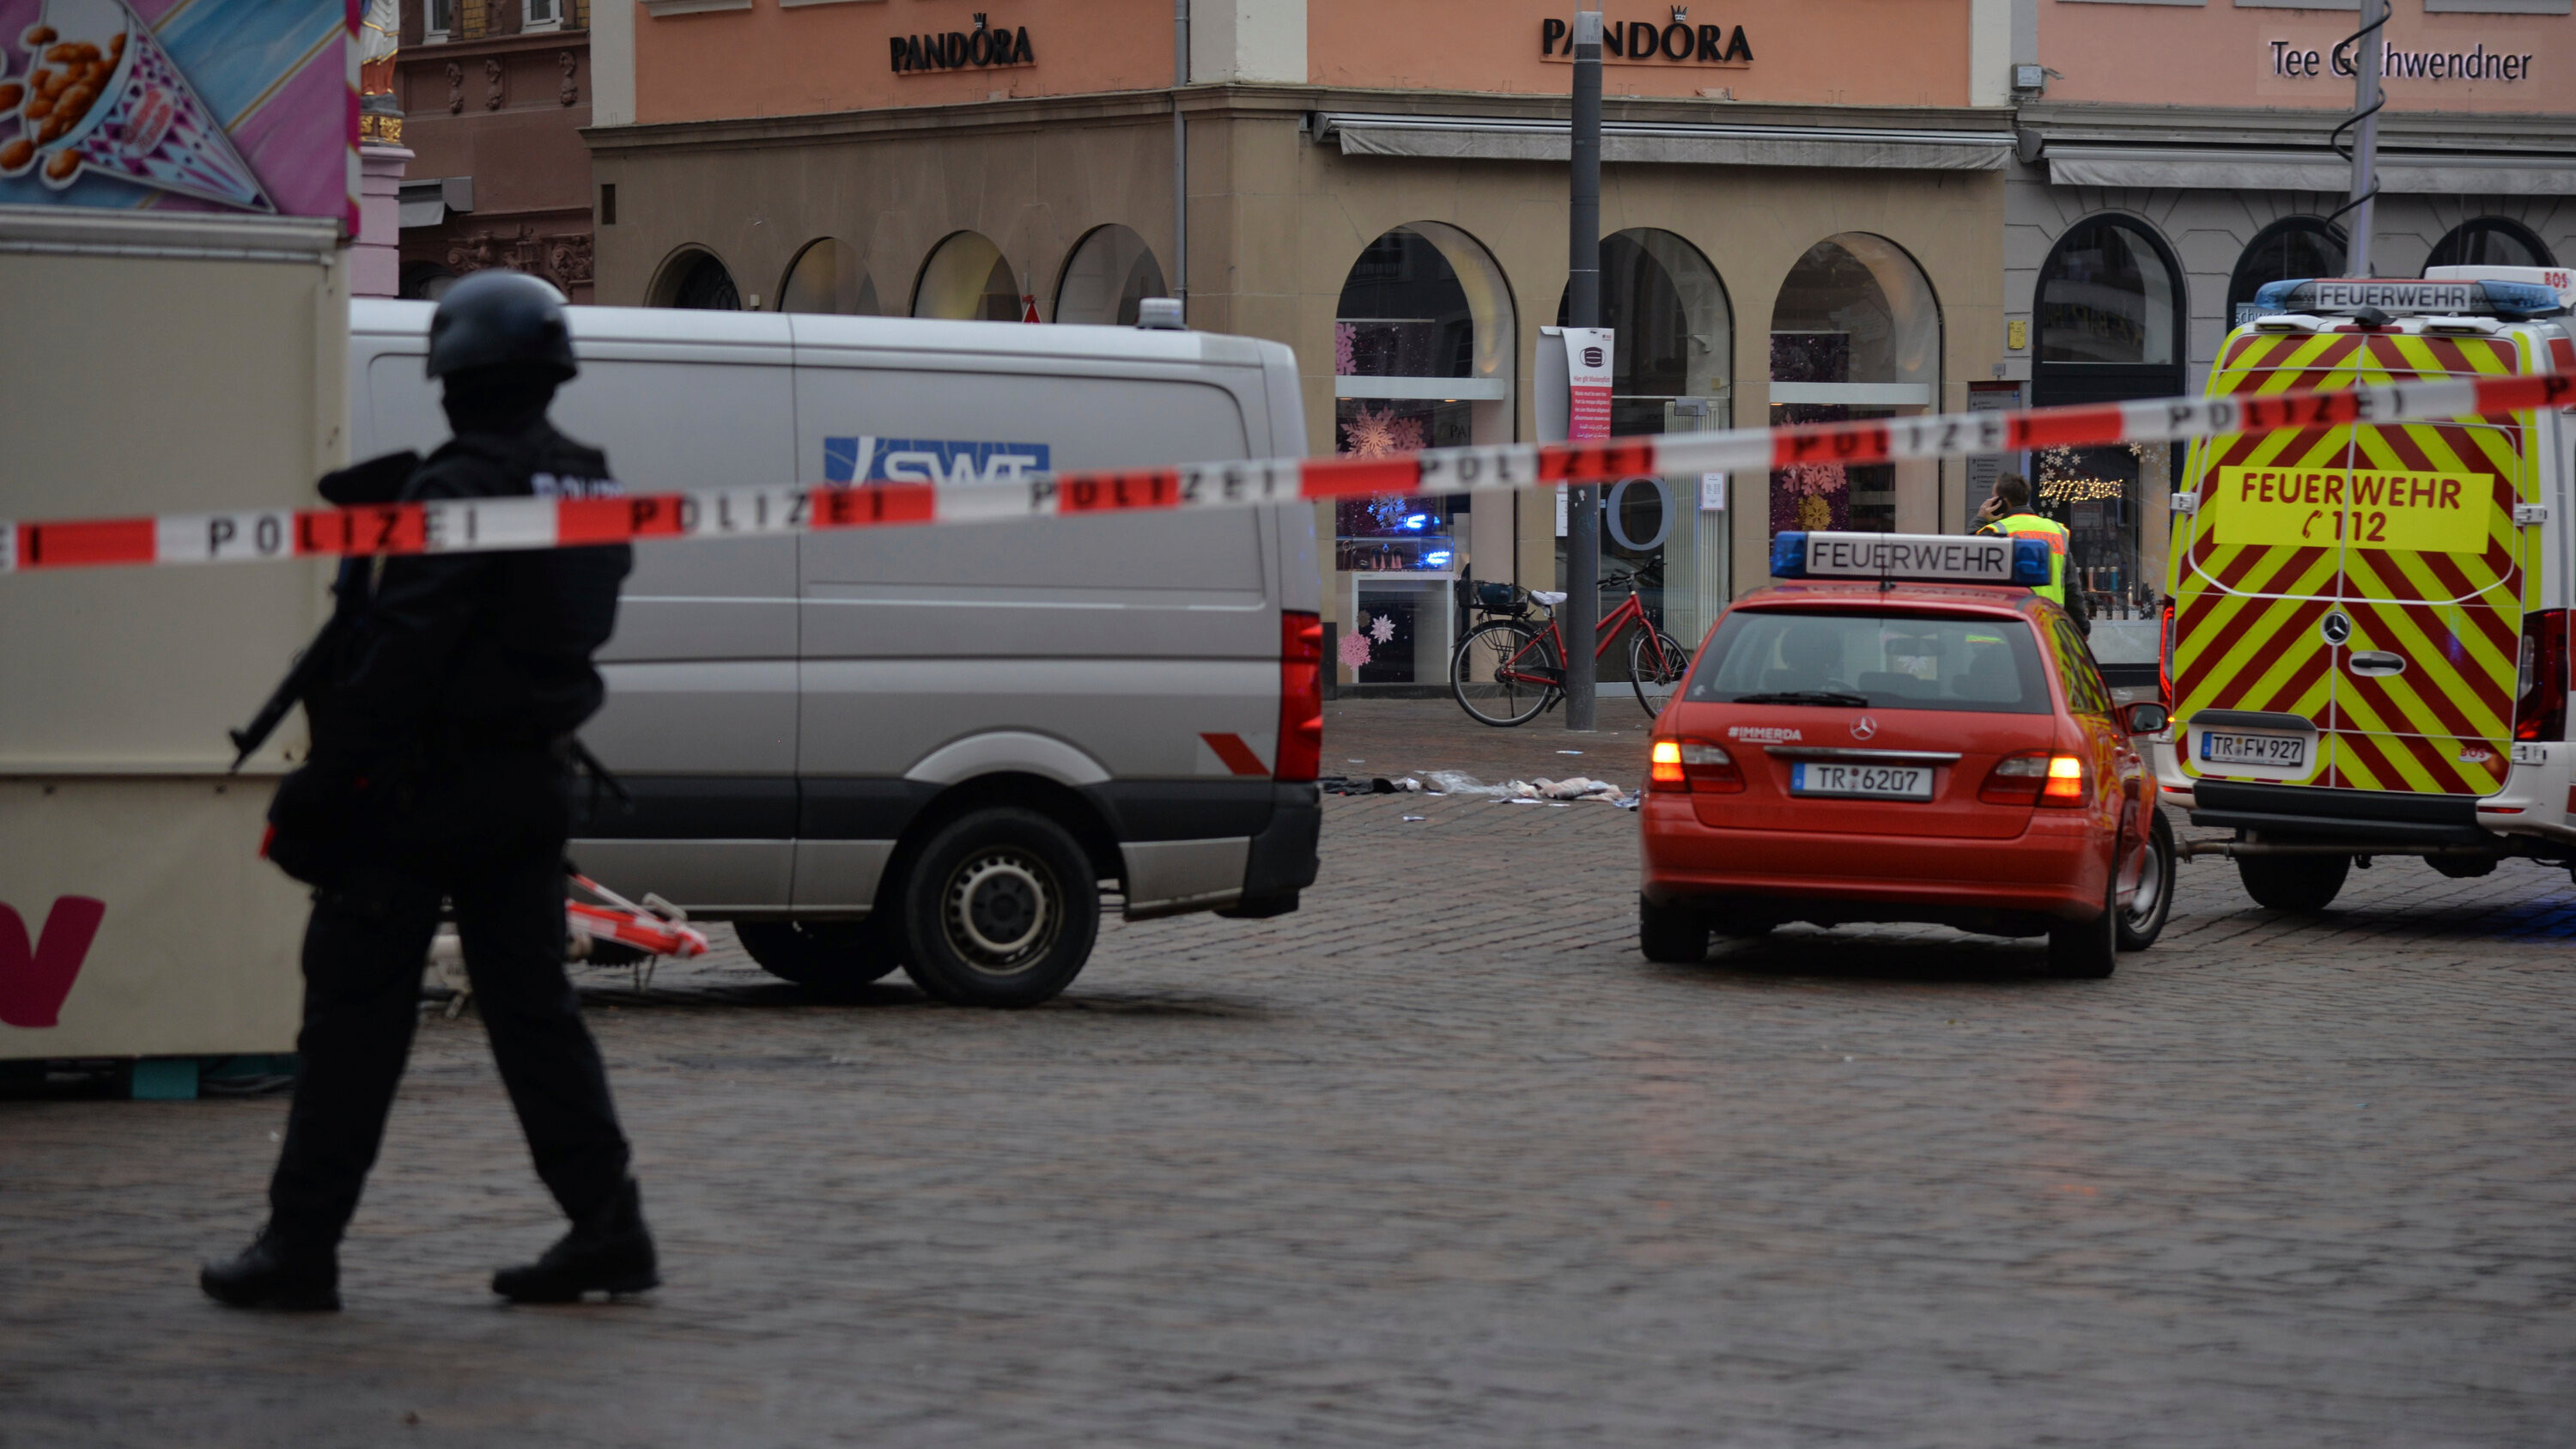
[2250,277,2566,319]
[1771,531,2051,588]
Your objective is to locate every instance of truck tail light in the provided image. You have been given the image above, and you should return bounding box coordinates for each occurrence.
[1983,751,2087,807]
[1649,738,1742,794]
[2158,600,2176,714]
[2513,607,2568,743]
[1275,611,1323,782]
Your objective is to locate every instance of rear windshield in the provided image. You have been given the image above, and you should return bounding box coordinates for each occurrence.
[1684,610,2052,715]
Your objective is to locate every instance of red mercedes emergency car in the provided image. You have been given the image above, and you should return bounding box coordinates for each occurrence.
[1639,532,2174,977]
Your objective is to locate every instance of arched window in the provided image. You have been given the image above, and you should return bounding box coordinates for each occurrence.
[2227,218,2345,324]
[2038,215,2182,372]
[1332,222,1514,686]
[2033,216,2186,618]
[649,248,741,311]
[1553,228,1735,638]
[912,231,1024,320]
[1054,225,1168,326]
[2426,217,2555,271]
[1768,234,1940,539]
[779,238,878,315]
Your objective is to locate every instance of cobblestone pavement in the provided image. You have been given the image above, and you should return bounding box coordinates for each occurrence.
[5,700,2575,1446]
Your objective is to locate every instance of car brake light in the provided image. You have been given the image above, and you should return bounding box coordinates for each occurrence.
[2158,600,2176,714]
[2512,607,2567,744]
[1981,751,2086,807]
[1649,738,1742,793]
[1276,611,1322,782]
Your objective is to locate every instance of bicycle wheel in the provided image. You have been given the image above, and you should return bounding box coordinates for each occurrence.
[1452,620,1560,727]
[1628,626,1688,721]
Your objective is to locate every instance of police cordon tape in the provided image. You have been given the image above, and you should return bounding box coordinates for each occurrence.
[3,370,2570,574]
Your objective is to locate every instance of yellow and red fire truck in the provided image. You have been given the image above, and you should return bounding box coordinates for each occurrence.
[2158,267,2576,910]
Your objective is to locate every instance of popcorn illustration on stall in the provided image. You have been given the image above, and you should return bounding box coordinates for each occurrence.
[0,0,274,210]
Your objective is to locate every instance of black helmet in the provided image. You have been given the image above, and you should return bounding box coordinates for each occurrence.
[426,270,578,381]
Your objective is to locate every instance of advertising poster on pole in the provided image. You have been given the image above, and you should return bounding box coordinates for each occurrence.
[0,0,358,233]
[1536,326,1615,533]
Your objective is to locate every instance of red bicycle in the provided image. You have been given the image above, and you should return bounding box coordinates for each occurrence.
[1449,572,1689,727]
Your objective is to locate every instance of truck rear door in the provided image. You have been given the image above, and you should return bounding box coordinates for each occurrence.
[2173,326,2533,800]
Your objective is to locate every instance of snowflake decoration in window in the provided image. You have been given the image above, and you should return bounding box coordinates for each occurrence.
[1339,403,1427,460]
[1337,626,1374,668]
[1369,613,1397,645]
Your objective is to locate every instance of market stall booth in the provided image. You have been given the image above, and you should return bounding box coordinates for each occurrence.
[1,0,356,1092]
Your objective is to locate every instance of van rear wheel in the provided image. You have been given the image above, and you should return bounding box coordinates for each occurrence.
[736,919,902,989]
[897,807,1100,1008]
[2236,852,2348,912]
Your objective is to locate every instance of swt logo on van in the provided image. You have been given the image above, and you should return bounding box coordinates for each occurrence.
[824,436,1051,486]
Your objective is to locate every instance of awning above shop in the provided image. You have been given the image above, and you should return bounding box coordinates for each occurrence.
[398,176,475,229]
[1313,113,2013,172]
[2042,146,2576,196]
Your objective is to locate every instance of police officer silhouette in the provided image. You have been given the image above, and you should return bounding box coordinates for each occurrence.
[204,271,655,1310]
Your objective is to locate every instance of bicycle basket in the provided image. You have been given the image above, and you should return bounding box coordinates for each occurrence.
[1477,581,1517,612]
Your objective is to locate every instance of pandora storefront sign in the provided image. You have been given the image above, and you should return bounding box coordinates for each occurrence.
[1540,10,1752,66]
[892,15,1034,75]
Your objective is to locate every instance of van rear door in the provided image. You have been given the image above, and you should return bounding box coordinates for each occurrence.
[2174,326,2533,800]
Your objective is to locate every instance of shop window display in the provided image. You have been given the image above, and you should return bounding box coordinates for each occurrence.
[1766,235,1938,542]
[779,238,879,315]
[1552,229,1733,645]
[914,230,1024,320]
[1334,226,1506,684]
[654,249,739,311]
[2039,216,2178,368]
[1055,225,1169,326]
[2032,216,2186,617]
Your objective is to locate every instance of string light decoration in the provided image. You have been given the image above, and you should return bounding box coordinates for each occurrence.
[2039,475,2127,502]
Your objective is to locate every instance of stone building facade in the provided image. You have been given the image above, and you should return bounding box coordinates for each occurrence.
[392,0,599,301]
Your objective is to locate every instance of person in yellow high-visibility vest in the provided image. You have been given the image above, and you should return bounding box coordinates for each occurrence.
[1975,472,2087,633]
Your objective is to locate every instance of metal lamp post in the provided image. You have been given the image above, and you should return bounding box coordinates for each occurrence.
[1564,2,1602,732]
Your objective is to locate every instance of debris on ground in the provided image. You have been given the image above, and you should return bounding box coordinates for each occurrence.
[1319,776,1425,795]
[1421,770,1635,807]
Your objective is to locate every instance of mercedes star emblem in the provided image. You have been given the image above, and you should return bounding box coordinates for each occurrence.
[1850,715,1879,740]
[2321,612,2353,647]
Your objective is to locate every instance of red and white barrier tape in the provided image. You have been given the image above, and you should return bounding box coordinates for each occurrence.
[4,371,2568,574]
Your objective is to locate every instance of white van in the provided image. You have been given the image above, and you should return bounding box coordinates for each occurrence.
[2158,268,2575,910]
[347,301,1323,1006]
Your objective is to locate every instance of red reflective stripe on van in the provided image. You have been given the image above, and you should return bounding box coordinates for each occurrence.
[1200,732,1269,777]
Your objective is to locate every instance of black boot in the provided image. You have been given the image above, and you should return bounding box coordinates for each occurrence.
[492,1178,659,1303]
[201,1227,342,1312]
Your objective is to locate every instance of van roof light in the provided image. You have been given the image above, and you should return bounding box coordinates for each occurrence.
[1134,297,1187,331]
[2251,277,2566,320]
[1770,531,2050,588]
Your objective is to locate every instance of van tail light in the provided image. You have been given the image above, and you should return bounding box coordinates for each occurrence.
[2158,600,2177,714]
[1649,738,1743,794]
[1276,610,1323,782]
[2512,607,2568,744]
[1982,751,2087,807]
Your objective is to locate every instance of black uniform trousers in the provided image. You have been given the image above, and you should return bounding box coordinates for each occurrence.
[266,750,631,1245]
